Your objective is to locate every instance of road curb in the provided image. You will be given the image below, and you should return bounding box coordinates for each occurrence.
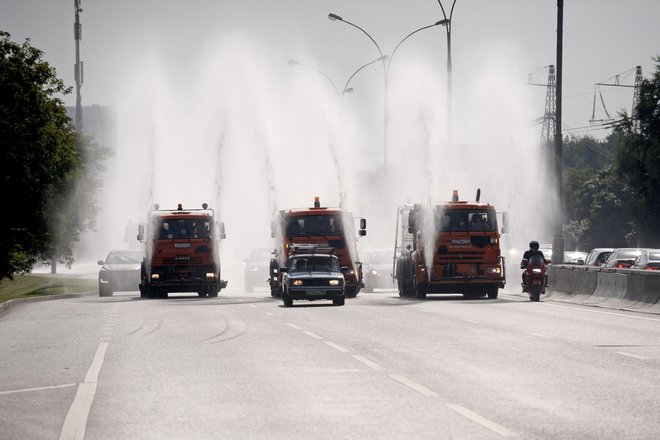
[0,291,96,315]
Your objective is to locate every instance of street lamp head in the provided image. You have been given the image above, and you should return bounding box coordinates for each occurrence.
[378,54,389,62]
[288,59,300,66]
[343,87,354,95]
[435,19,450,26]
[328,13,343,21]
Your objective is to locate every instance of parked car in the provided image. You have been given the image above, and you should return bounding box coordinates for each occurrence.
[361,248,394,292]
[98,249,145,296]
[244,248,272,292]
[583,248,614,267]
[564,251,588,265]
[603,248,642,269]
[631,249,660,270]
[281,253,345,307]
[537,245,587,264]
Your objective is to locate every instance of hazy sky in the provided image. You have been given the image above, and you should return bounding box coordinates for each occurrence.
[2,0,658,140]
[5,0,658,267]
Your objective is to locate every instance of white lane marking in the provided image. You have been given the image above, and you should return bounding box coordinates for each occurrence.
[389,374,437,396]
[303,330,323,340]
[0,383,76,396]
[615,351,650,360]
[528,332,548,338]
[546,303,660,322]
[265,312,273,316]
[386,301,399,305]
[446,403,517,437]
[250,304,256,308]
[60,342,109,440]
[99,338,111,342]
[284,322,302,330]
[324,341,350,353]
[352,355,385,371]
[463,319,480,324]
[421,309,433,314]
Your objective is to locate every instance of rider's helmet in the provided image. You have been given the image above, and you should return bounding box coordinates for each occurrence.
[529,240,540,250]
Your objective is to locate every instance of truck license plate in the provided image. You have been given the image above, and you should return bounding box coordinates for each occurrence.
[308,290,323,296]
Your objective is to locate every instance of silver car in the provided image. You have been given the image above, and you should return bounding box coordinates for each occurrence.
[98,249,145,296]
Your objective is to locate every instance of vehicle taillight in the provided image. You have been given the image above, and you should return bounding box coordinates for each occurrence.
[645,266,660,271]
[616,262,628,268]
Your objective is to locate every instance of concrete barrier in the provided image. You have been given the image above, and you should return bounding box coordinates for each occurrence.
[547,265,660,314]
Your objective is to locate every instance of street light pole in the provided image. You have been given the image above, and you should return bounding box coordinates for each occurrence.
[552,0,565,264]
[328,13,388,167]
[74,0,83,130]
[436,0,457,147]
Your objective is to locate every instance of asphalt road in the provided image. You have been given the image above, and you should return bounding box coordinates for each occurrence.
[1,286,659,440]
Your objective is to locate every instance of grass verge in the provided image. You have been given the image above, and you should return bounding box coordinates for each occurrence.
[0,273,97,305]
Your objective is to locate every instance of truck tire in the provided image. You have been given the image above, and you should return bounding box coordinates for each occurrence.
[487,285,499,299]
[99,283,113,297]
[282,291,293,307]
[208,285,219,298]
[333,297,345,306]
[345,287,358,298]
[396,256,414,297]
[414,280,427,300]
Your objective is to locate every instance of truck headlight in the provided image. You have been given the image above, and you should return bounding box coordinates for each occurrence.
[329,279,340,286]
[486,267,501,274]
[371,270,379,275]
[151,273,160,280]
[292,280,303,286]
[206,272,216,279]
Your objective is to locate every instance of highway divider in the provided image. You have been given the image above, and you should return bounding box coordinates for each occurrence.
[547,265,660,313]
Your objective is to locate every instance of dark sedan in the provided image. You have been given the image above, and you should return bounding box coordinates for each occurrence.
[98,249,145,296]
[362,248,394,292]
[244,248,272,292]
[281,254,345,307]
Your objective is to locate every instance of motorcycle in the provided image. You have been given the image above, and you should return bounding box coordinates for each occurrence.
[520,254,548,302]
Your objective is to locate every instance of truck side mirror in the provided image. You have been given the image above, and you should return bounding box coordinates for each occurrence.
[137,224,144,242]
[218,222,226,240]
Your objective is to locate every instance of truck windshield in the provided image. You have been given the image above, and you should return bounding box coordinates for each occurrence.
[157,219,212,239]
[285,214,345,237]
[289,256,340,273]
[434,209,497,233]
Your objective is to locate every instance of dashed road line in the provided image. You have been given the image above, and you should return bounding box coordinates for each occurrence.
[546,303,660,322]
[445,403,517,437]
[60,342,109,440]
[324,341,350,353]
[352,355,385,371]
[528,332,548,338]
[284,322,302,330]
[388,374,437,396]
[0,383,76,396]
[463,319,480,324]
[265,312,273,316]
[303,330,323,340]
[615,351,650,360]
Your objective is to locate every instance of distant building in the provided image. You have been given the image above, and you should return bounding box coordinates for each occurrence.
[66,104,117,148]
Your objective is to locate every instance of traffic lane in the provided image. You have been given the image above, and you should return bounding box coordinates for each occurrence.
[85,293,504,440]
[266,289,660,439]
[0,296,120,439]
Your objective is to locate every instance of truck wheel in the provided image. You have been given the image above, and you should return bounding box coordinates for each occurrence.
[99,283,113,297]
[208,285,219,298]
[271,287,281,298]
[414,281,427,300]
[487,285,499,299]
[345,287,358,298]
[283,292,293,307]
[333,297,345,306]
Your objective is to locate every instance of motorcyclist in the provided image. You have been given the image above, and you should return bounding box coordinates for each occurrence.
[521,241,545,292]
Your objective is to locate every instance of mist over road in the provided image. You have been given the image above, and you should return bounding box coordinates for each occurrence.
[1,288,659,439]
